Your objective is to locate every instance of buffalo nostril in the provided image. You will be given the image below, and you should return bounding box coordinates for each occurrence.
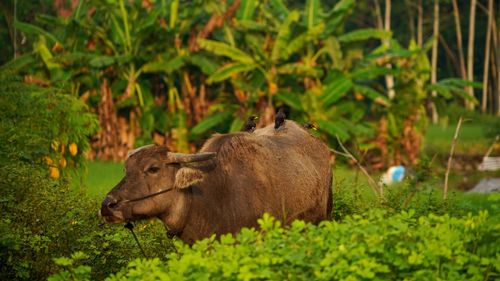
[102,196,119,210]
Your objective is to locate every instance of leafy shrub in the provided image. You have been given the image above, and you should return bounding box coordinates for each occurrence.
[0,73,98,178]
[87,210,500,280]
[0,73,173,280]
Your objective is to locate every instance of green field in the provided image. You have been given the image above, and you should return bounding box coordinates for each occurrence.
[73,161,124,198]
[424,121,497,156]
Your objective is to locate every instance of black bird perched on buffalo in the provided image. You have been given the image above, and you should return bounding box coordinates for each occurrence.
[274,107,286,131]
[242,116,258,132]
[302,123,317,131]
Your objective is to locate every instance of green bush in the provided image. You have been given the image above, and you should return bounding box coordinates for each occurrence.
[0,73,173,280]
[80,210,500,280]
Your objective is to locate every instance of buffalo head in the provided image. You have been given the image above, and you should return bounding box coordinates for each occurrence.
[99,145,216,231]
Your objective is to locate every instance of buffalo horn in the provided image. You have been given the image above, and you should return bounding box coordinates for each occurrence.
[168,152,216,163]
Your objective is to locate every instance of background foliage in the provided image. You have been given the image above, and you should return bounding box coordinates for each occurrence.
[0,0,499,280]
[0,0,490,168]
[0,71,172,280]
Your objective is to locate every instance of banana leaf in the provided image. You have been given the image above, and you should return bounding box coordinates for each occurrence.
[323,0,355,35]
[14,21,59,45]
[277,63,323,77]
[198,39,255,65]
[207,63,257,84]
[190,111,232,135]
[320,74,353,107]
[89,56,116,68]
[229,117,246,133]
[269,0,289,18]
[274,91,303,111]
[0,54,36,72]
[304,0,321,30]
[237,0,258,20]
[353,85,391,107]
[350,66,398,80]
[283,23,325,60]
[189,55,219,75]
[338,28,391,43]
[169,0,179,29]
[317,119,350,140]
[141,56,187,74]
[236,20,267,31]
[271,11,300,62]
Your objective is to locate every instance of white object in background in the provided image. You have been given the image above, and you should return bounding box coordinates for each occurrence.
[478,157,500,171]
[468,178,500,193]
[380,165,406,185]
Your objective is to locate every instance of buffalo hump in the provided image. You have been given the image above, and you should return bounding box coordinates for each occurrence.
[180,121,332,242]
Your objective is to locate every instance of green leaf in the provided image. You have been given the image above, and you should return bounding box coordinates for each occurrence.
[236,20,267,31]
[53,257,73,266]
[0,53,36,72]
[304,0,321,30]
[284,23,325,60]
[271,11,300,62]
[353,85,390,107]
[229,117,245,133]
[438,78,482,89]
[34,40,62,73]
[427,84,452,99]
[323,0,354,34]
[14,21,59,45]
[277,63,323,77]
[141,56,186,74]
[244,34,266,61]
[274,91,303,111]
[237,0,258,20]
[189,55,219,75]
[191,112,232,135]
[170,0,179,28]
[331,0,355,12]
[320,74,353,107]
[269,0,289,18]
[317,119,349,140]
[350,66,397,80]
[198,39,255,65]
[338,28,391,43]
[138,9,161,32]
[323,37,343,69]
[207,63,257,84]
[89,56,115,68]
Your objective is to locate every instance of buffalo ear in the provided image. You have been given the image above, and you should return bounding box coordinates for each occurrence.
[174,167,204,189]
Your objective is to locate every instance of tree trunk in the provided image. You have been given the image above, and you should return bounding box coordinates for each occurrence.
[405,0,415,41]
[466,0,477,109]
[490,19,498,114]
[430,0,440,124]
[417,0,423,47]
[384,0,396,99]
[490,9,500,115]
[372,0,395,99]
[373,0,384,29]
[495,18,500,115]
[482,0,493,113]
[451,0,466,80]
[439,35,460,74]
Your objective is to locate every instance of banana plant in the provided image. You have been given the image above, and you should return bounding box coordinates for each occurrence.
[198,0,391,144]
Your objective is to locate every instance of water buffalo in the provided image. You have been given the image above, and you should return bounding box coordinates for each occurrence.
[100,120,332,244]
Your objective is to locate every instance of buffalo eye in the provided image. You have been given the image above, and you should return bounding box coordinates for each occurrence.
[146,166,161,174]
